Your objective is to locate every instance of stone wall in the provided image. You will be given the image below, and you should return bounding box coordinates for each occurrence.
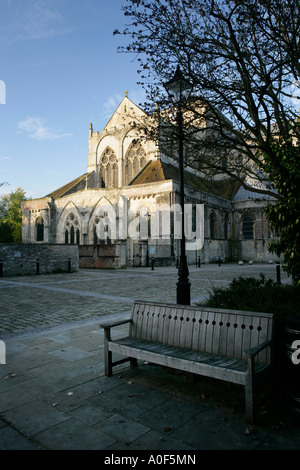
[79,242,126,269]
[0,244,79,277]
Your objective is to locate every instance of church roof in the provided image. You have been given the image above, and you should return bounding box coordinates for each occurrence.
[130,159,241,200]
[233,185,274,201]
[45,160,241,202]
[103,95,147,131]
[46,173,89,199]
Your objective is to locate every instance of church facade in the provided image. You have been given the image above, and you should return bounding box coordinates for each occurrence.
[21,94,279,268]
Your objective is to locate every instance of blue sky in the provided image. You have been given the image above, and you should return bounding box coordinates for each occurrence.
[0,0,146,199]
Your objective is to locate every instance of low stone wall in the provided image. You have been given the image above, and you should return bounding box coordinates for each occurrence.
[0,244,79,277]
[79,242,126,269]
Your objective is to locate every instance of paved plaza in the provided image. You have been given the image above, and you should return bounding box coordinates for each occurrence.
[0,263,299,451]
[0,262,289,338]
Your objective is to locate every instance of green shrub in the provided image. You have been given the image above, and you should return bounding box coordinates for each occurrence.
[201,274,299,318]
[199,275,300,385]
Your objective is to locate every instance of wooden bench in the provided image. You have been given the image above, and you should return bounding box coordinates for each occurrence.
[100,300,274,423]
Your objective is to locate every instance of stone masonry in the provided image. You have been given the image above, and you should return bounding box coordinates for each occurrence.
[0,244,78,277]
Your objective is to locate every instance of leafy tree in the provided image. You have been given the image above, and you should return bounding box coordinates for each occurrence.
[262,142,300,284]
[0,187,27,243]
[117,0,300,280]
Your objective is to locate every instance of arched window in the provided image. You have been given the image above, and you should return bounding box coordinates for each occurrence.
[125,140,147,185]
[70,225,75,244]
[125,159,133,186]
[113,163,118,188]
[93,212,114,245]
[133,157,139,174]
[99,165,105,187]
[36,216,44,242]
[99,147,118,188]
[243,214,254,240]
[65,213,80,245]
[210,212,216,239]
[106,163,111,188]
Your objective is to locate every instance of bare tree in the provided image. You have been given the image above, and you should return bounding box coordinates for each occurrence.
[116,0,300,197]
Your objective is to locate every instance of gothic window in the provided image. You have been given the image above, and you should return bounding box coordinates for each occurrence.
[99,165,105,187]
[65,213,80,245]
[106,163,111,188]
[133,157,139,174]
[210,212,216,239]
[93,215,113,245]
[99,147,118,188]
[125,159,133,186]
[242,214,254,240]
[70,225,75,244]
[36,216,44,242]
[113,163,118,188]
[125,140,147,185]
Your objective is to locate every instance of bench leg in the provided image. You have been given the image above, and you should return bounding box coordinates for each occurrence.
[245,379,255,424]
[104,348,112,377]
[103,327,113,377]
[130,358,138,368]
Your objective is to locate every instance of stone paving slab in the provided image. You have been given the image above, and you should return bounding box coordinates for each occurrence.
[0,264,299,452]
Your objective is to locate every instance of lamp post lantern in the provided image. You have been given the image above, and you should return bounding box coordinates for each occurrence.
[164,65,193,305]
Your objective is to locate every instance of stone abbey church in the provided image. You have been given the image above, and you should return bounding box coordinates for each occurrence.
[22,93,278,268]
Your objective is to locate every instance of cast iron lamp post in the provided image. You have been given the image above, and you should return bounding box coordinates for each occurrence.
[164,65,193,305]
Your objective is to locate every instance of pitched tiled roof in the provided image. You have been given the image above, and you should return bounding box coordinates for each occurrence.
[130,159,241,200]
[46,173,89,198]
[45,161,241,202]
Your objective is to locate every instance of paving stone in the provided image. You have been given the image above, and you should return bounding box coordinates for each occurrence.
[48,345,94,362]
[0,265,298,451]
[0,388,36,413]
[95,412,150,444]
[68,402,113,426]
[123,429,195,451]
[33,417,117,450]
[0,264,286,338]
[136,397,204,433]
[170,408,260,450]
[0,425,41,450]
[2,400,71,437]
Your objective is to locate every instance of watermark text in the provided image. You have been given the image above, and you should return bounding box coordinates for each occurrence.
[94,197,204,250]
[0,80,6,104]
[0,340,6,364]
[292,340,300,365]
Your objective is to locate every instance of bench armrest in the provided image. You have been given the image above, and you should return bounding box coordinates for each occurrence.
[244,339,272,359]
[100,318,131,342]
[100,318,131,329]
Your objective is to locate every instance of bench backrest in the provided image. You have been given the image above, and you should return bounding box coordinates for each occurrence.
[129,301,274,362]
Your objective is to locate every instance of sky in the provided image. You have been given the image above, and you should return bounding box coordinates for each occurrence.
[0,0,147,199]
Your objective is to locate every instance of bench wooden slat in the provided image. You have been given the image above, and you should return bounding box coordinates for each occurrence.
[108,336,269,374]
[161,305,170,344]
[107,338,248,384]
[101,300,274,423]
